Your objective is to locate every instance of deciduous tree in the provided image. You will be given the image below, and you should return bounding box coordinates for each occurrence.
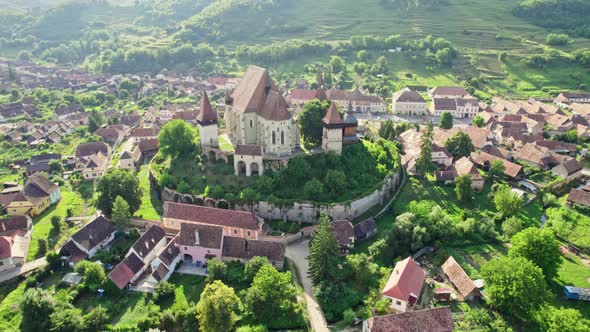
[541,307,590,332]
[20,288,56,331]
[444,131,474,159]
[439,112,453,129]
[493,184,522,217]
[112,196,131,229]
[158,119,198,157]
[244,256,270,284]
[297,100,330,148]
[455,174,473,202]
[196,281,239,332]
[472,115,485,128]
[488,159,505,182]
[481,256,547,320]
[244,264,299,325]
[416,123,436,176]
[509,228,562,281]
[96,169,141,217]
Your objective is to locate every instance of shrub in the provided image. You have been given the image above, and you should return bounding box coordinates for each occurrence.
[154,281,175,304]
[37,238,48,257]
[546,33,570,46]
[343,308,356,325]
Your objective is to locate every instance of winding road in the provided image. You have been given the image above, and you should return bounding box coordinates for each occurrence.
[286,239,329,332]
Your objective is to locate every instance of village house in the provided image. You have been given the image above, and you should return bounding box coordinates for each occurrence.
[117,149,141,172]
[428,86,469,98]
[131,127,160,144]
[162,202,262,239]
[222,236,285,269]
[137,138,159,162]
[441,256,479,301]
[109,225,167,289]
[430,97,480,118]
[0,215,32,272]
[95,127,124,146]
[551,158,583,183]
[446,157,485,191]
[75,141,111,180]
[59,215,116,264]
[6,173,61,217]
[470,151,523,179]
[382,257,426,312]
[326,87,387,113]
[400,129,453,176]
[331,220,355,254]
[225,65,298,157]
[362,307,454,332]
[146,236,181,285]
[391,88,427,116]
[555,92,590,107]
[286,88,327,106]
[513,143,557,171]
[354,218,377,242]
[26,153,61,175]
[567,188,590,208]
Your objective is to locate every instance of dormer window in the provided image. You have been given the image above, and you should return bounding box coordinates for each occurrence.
[145,241,149,249]
[233,228,238,235]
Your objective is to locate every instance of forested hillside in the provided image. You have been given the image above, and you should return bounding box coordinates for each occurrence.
[0,0,589,98]
[514,0,590,37]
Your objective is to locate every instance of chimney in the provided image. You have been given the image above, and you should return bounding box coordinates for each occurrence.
[194,230,200,246]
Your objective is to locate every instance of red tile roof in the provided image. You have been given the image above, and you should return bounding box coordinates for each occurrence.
[382,257,426,302]
[568,188,590,207]
[323,102,343,126]
[197,91,217,125]
[235,144,262,156]
[108,252,144,289]
[131,127,160,137]
[365,307,454,332]
[163,202,259,230]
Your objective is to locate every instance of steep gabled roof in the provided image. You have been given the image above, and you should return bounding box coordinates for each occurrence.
[382,257,426,301]
[197,91,217,125]
[71,215,115,251]
[178,222,223,249]
[222,236,285,262]
[230,66,291,121]
[131,225,166,260]
[441,256,478,298]
[322,102,343,126]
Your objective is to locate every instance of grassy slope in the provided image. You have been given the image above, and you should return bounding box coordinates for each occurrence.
[134,164,163,221]
[27,187,95,261]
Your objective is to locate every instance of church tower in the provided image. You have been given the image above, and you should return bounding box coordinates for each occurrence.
[322,102,345,155]
[197,91,218,149]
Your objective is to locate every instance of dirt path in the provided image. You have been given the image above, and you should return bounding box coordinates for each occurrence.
[286,240,329,332]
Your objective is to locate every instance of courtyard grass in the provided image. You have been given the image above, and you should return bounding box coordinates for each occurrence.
[134,164,163,221]
[218,134,234,152]
[27,187,95,261]
[0,282,25,332]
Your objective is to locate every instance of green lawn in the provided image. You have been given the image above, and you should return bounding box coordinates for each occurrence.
[27,187,95,261]
[134,164,163,221]
[0,283,25,332]
[167,273,207,305]
[218,134,234,152]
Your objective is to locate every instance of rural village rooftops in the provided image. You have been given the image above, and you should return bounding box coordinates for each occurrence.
[222,236,285,262]
[382,257,426,301]
[178,222,223,249]
[441,256,478,298]
[132,225,166,260]
[364,307,454,332]
[163,202,260,230]
[70,215,114,251]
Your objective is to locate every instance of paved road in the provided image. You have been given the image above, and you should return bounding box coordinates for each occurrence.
[0,257,47,283]
[286,240,329,332]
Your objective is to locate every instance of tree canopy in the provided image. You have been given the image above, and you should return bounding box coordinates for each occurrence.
[444,131,474,159]
[509,228,562,281]
[158,119,199,157]
[455,174,473,202]
[481,256,547,320]
[196,281,240,332]
[493,184,522,217]
[112,195,131,229]
[439,112,453,129]
[297,99,331,148]
[96,169,141,217]
[416,123,436,176]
